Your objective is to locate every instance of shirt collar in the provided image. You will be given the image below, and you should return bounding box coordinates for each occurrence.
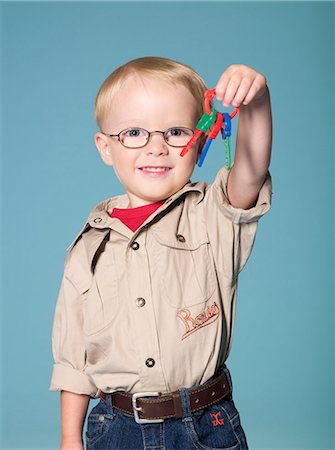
[87,179,206,229]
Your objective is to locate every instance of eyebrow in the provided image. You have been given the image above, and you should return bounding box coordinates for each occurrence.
[116,122,195,129]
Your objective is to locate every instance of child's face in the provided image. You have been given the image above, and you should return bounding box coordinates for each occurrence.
[95,74,203,208]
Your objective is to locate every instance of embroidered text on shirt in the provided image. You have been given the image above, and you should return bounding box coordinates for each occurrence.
[177,301,220,340]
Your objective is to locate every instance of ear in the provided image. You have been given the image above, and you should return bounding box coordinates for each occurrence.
[95,132,114,166]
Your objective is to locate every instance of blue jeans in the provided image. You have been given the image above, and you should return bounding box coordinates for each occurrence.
[85,364,249,449]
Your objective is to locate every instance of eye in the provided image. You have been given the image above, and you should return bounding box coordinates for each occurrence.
[166,127,192,137]
[124,128,146,137]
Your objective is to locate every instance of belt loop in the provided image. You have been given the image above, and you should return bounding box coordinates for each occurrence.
[105,393,115,416]
[215,361,227,377]
[179,387,193,422]
[223,365,233,398]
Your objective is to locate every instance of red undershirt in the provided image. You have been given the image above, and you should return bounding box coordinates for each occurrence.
[109,200,166,232]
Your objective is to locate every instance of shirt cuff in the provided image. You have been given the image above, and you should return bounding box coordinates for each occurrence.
[49,363,99,398]
[214,164,272,224]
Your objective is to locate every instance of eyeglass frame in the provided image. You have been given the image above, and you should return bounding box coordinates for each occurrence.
[100,126,196,149]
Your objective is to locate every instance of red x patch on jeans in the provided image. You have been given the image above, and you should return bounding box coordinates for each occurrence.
[210,411,225,426]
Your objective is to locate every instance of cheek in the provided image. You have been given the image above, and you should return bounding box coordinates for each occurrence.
[113,150,136,169]
[185,148,199,166]
[177,153,197,178]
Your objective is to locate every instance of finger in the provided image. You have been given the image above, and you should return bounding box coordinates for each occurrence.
[215,73,230,101]
[242,75,266,105]
[231,77,254,107]
[222,76,241,106]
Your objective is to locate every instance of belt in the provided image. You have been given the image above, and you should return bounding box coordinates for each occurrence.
[98,370,231,424]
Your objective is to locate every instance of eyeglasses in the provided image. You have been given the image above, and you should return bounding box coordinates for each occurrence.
[101,127,195,149]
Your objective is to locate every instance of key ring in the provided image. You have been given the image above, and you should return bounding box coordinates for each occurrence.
[180,88,239,170]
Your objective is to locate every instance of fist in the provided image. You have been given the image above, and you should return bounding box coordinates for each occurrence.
[215,64,267,108]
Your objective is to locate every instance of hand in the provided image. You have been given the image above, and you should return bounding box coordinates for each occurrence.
[215,64,267,108]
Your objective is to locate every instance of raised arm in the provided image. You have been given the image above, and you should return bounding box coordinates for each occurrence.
[215,64,272,209]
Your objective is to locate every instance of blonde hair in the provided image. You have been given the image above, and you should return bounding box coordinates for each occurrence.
[94,56,209,132]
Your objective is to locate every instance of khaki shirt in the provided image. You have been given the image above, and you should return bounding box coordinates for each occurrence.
[49,164,272,399]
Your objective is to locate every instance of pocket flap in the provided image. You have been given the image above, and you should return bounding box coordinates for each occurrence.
[151,228,209,250]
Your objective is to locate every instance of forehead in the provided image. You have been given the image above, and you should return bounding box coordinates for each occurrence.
[106,74,198,128]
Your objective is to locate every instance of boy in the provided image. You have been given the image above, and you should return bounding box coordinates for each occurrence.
[49,56,272,450]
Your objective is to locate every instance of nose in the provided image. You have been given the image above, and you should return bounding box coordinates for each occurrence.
[145,131,169,155]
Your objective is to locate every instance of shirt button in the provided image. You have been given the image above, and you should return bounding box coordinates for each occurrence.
[94,217,103,223]
[136,297,146,307]
[131,241,140,250]
[145,358,155,368]
[176,234,185,242]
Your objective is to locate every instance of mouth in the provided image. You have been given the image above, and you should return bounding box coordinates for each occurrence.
[138,166,172,177]
[139,166,172,171]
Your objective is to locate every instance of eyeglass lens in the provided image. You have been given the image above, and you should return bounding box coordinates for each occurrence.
[120,127,193,148]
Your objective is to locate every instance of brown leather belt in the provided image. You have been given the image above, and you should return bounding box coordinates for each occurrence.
[98,371,231,424]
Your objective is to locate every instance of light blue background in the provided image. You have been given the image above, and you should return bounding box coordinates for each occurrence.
[1,1,334,449]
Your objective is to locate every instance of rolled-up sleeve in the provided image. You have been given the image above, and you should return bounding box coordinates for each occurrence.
[49,238,98,398]
[204,163,272,278]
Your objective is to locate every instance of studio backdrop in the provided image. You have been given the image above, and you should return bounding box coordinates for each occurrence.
[1,2,334,449]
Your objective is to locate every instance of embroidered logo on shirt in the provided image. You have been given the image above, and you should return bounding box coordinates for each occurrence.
[177,301,220,340]
[210,411,225,426]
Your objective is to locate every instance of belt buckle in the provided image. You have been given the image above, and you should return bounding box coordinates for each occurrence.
[132,392,164,424]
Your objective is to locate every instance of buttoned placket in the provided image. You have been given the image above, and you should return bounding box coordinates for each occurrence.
[126,227,168,389]
[117,199,192,391]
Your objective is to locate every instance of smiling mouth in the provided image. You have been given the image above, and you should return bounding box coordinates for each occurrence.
[139,167,171,172]
[138,167,172,177]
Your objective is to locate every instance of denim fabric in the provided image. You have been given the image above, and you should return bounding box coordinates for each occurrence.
[85,364,249,450]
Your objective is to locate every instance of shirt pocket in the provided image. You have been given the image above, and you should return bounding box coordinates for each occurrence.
[151,229,216,308]
[83,243,119,336]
